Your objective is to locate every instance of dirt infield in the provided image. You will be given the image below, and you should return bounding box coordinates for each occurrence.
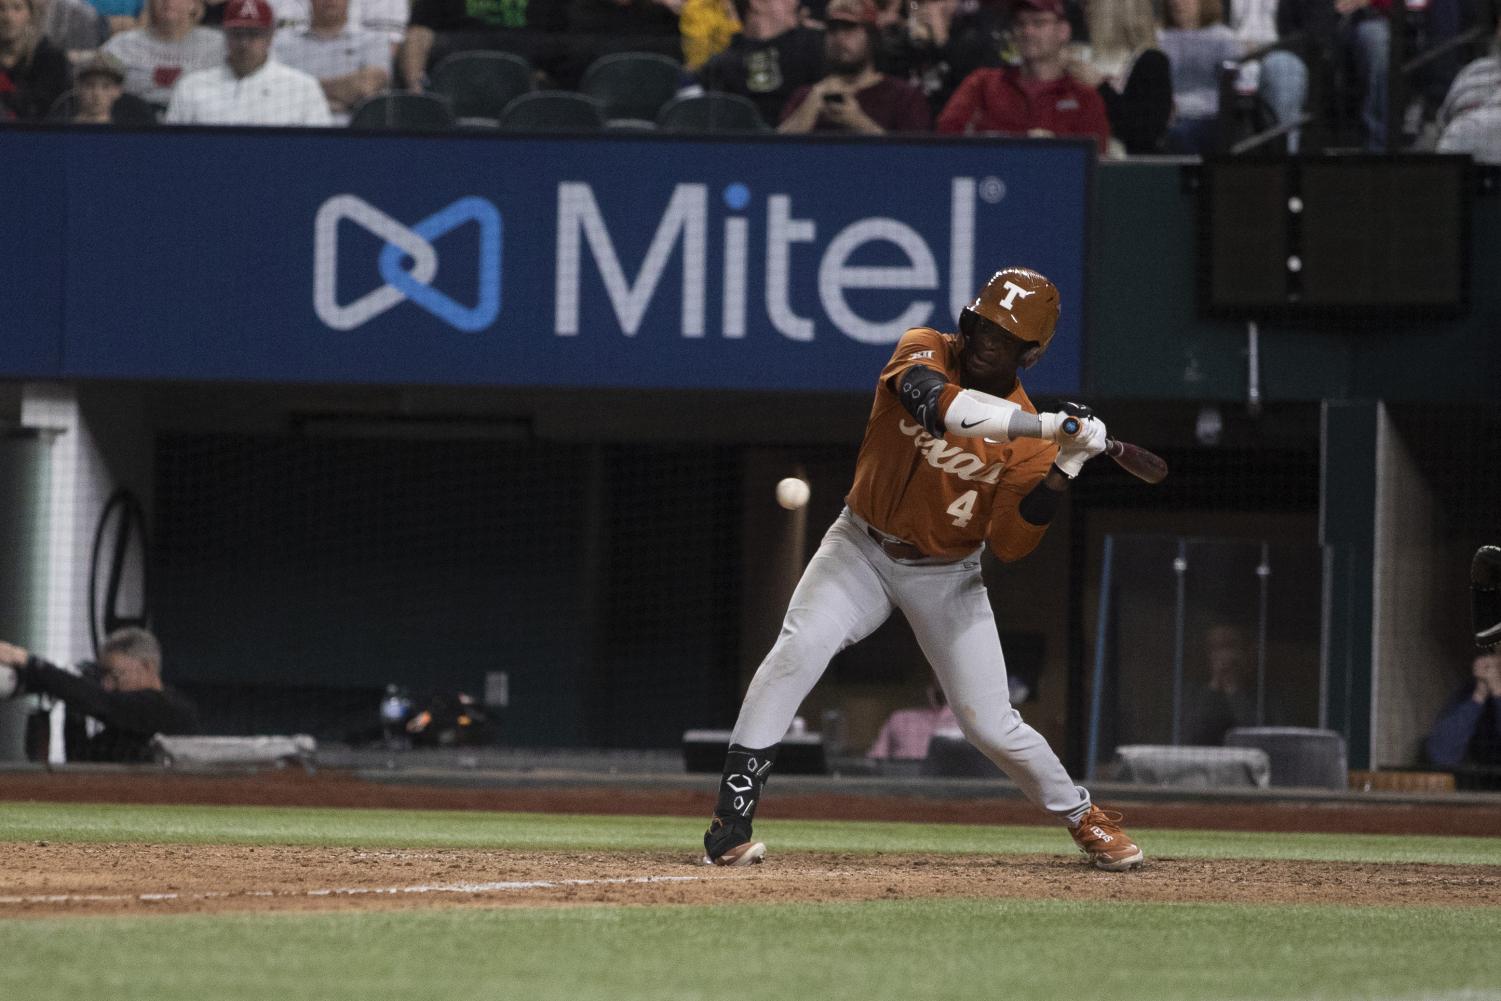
[2,768,1499,836]
[3,843,1499,918]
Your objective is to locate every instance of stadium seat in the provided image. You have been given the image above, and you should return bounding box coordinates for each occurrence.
[578,52,683,124]
[657,93,768,134]
[429,51,535,126]
[348,92,456,132]
[498,91,607,132]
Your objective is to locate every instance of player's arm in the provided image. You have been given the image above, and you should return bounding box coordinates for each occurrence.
[989,449,1068,562]
[893,367,1091,446]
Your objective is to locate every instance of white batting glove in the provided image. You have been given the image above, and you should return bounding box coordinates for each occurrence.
[0,665,17,700]
[1054,415,1107,478]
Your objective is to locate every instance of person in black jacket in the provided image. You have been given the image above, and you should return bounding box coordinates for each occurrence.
[0,628,199,763]
[0,0,71,121]
[1067,0,1172,154]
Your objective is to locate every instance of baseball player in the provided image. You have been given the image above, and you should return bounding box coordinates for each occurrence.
[703,266,1144,872]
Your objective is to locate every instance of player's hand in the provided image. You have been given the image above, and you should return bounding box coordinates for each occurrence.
[1053,410,1107,479]
[1474,653,1501,702]
[0,664,17,700]
[0,641,29,667]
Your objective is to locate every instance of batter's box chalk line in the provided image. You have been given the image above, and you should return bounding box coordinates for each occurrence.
[0,874,705,906]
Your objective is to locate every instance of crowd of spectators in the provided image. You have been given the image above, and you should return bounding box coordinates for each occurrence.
[1,0,1497,162]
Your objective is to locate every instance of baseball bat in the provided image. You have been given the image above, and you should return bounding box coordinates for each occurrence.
[1062,417,1168,484]
[1103,437,1169,484]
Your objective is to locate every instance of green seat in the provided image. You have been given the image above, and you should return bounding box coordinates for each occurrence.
[430,52,535,124]
[348,92,456,132]
[498,92,607,132]
[657,93,768,134]
[578,52,683,124]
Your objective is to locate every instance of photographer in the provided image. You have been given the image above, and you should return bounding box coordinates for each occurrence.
[0,628,199,763]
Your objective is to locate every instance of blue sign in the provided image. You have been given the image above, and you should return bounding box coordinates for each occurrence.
[0,130,1092,394]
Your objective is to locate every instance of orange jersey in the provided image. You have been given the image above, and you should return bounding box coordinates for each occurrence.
[845,327,1059,562]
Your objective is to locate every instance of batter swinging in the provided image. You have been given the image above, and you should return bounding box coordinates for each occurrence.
[703,267,1144,872]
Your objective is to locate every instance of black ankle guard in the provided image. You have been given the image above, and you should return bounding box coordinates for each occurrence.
[711,743,776,825]
[705,744,777,860]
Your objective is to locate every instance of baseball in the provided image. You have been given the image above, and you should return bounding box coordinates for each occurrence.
[775,477,810,510]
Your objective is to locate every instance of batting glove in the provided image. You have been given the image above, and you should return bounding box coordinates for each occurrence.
[1054,414,1107,478]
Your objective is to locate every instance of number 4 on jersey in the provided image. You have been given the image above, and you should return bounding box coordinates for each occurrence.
[946,490,978,527]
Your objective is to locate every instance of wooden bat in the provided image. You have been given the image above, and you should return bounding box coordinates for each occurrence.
[1062,417,1168,484]
[1103,437,1169,484]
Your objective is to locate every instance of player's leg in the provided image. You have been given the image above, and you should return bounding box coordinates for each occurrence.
[705,513,895,865]
[896,564,1143,871]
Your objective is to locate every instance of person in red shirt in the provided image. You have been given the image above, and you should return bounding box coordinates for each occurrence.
[935,0,1110,154]
[778,0,930,134]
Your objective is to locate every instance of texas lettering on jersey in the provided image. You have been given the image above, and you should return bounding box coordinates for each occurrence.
[845,327,1057,562]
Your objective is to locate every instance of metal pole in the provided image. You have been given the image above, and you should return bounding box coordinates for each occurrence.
[1247,321,1263,418]
[1319,544,1333,730]
[1256,542,1271,725]
[1171,539,1188,746]
[1085,534,1115,782]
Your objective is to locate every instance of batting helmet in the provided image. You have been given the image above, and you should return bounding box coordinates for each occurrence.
[962,268,1060,348]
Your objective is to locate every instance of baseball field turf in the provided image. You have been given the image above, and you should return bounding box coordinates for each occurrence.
[2,801,1499,1001]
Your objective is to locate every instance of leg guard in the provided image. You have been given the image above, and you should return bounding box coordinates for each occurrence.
[704,743,776,861]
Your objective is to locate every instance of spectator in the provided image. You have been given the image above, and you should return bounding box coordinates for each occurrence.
[1066,0,1171,154]
[1158,0,1240,153]
[273,0,387,124]
[165,0,332,124]
[0,629,199,764]
[935,0,1110,154]
[1227,0,1307,151]
[1425,652,1501,769]
[103,0,225,110]
[778,0,929,133]
[866,684,957,760]
[397,0,567,92]
[570,0,683,59]
[271,0,409,52]
[69,48,157,119]
[38,0,107,52]
[0,0,71,121]
[696,0,825,127]
[1181,623,1264,745]
[1435,20,1501,164]
[1273,0,1390,150]
[679,0,738,70]
[84,0,145,38]
[880,0,1004,119]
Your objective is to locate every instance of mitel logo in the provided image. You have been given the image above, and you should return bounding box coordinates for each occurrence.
[313,194,502,331]
[555,176,998,344]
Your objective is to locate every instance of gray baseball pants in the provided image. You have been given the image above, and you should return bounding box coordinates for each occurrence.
[730,507,1091,821]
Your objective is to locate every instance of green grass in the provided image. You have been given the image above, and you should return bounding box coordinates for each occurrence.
[2,900,1498,1001]
[1,800,1497,865]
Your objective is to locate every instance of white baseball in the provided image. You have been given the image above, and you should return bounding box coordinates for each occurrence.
[775,477,810,510]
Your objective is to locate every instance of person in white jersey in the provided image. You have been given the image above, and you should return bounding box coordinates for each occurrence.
[165,0,331,124]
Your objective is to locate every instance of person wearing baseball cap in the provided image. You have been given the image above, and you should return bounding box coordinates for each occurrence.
[778,0,930,134]
[70,51,156,124]
[164,0,333,125]
[935,0,1110,153]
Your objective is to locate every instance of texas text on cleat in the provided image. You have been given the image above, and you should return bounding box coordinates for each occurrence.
[1070,805,1145,872]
